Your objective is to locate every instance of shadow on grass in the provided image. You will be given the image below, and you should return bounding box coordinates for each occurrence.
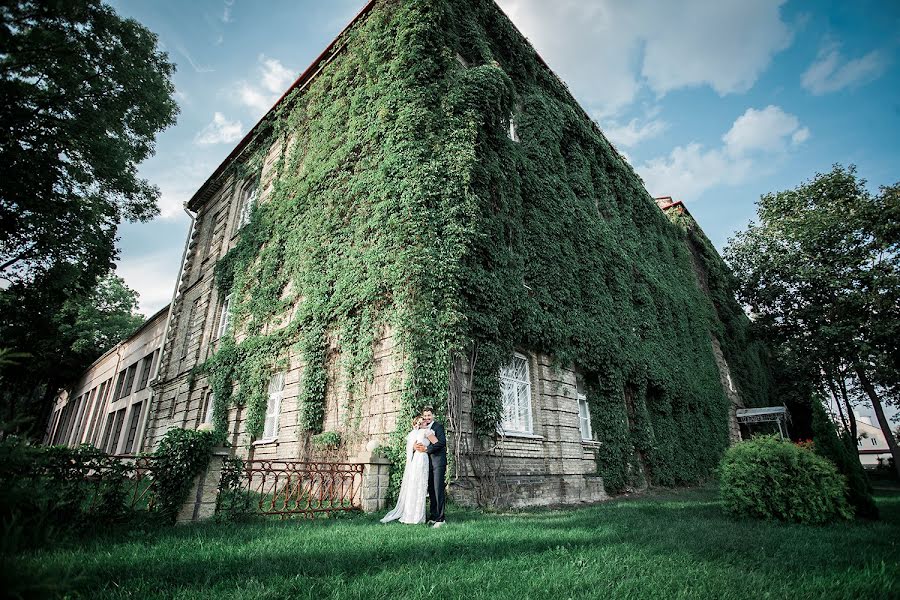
[10,488,900,599]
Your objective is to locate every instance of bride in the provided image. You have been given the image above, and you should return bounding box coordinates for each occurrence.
[380,415,438,524]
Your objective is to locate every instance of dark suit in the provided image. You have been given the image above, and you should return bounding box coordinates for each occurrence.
[426,420,447,522]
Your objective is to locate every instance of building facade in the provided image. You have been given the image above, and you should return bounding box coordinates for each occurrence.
[855,415,892,468]
[50,0,768,508]
[44,306,168,455]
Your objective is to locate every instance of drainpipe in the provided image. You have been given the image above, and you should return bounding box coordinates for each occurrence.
[136,205,197,453]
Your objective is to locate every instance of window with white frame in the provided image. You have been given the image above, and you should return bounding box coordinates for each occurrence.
[237,181,258,228]
[508,115,519,142]
[203,391,215,424]
[578,393,593,441]
[216,294,232,339]
[263,372,285,440]
[575,374,594,441]
[499,353,533,434]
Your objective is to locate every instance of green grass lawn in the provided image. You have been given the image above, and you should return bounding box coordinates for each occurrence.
[8,487,900,600]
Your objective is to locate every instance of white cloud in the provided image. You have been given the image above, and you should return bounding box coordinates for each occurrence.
[722,105,804,155]
[801,44,888,95]
[235,55,296,116]
[221,0,235,24]
[637,106,808,199]
[638,1,792,96]
[792,127,810,144]
[602,116,667,148]
[194,112,244,145]
[496,0,792,116]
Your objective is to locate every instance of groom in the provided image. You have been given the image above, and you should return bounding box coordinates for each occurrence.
[415,407,446,527]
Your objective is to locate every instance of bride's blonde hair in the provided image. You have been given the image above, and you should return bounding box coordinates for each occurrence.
[411,415,423,428]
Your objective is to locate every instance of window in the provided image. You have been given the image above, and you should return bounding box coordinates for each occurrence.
[508,115,519,142]
[575,375,594,441]
[872,438,878,447]
[107,409,127,454]
[124,402,143,454]
[112,370,127,402]
[136,353,154,391]
[237,181,258,228]
[88,379,112,445]
[100,412,116,453]
[73,387,98,444]
[203,391,215,425]
[181,298,200,359]
[263,372,285,440]
[216,294,232,339]
[499,353,533,434]
[578,394,593,441]
[121,363,138,399]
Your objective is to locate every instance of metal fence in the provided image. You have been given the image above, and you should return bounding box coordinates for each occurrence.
[106,454,158,511]
[219,459,363,518]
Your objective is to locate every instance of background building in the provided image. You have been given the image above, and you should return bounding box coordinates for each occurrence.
[44,306,167,455]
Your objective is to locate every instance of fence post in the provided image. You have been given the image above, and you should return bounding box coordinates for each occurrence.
[176,447,229,524]
[358,454,392,513]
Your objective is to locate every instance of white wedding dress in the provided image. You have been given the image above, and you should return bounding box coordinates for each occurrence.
[380,427,430,524]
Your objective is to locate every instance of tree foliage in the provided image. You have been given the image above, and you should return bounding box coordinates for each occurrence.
[0,0,178,286]
[725,165,900,476]
[0,273,145,432]
[0,0,177,436]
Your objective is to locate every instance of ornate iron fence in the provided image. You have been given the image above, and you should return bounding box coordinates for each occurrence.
[219,459,363,518]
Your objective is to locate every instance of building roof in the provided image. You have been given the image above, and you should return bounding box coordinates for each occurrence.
[736,407,788,418]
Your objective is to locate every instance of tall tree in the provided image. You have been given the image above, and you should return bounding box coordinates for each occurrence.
[0,0,178,286]
[0,0,177,435]
[0,272,145,431]
[725,165,900,478]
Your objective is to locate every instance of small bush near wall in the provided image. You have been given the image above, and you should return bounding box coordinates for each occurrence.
[0,428,223,553]
[150,428,223,523]
[719,436,852,525]
[0,437,141,554]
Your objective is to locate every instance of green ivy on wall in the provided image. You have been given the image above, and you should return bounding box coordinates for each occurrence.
[195,0,771,492]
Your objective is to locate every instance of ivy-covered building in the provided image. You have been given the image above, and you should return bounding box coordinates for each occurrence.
[142,0,771,507]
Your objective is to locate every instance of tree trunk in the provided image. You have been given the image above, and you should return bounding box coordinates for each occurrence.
[837,372,858,444]
[854,365,900,479]
[825,376,849,435]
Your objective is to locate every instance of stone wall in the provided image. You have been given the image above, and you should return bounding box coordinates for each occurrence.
[449,351,607,508]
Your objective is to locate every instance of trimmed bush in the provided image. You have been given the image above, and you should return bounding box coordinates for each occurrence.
[719,436,852,524]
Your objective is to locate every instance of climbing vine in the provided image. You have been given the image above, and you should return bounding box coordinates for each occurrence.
[196,0,771,491]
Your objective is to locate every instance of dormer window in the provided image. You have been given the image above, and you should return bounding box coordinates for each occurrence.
[237,180,258,228]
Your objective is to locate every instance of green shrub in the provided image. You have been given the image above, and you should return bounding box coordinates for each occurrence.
[311,430,341,450]
[0,437,136,553]
[719,435,852,524]
[150,427,223,523]
[810,399,878,519]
